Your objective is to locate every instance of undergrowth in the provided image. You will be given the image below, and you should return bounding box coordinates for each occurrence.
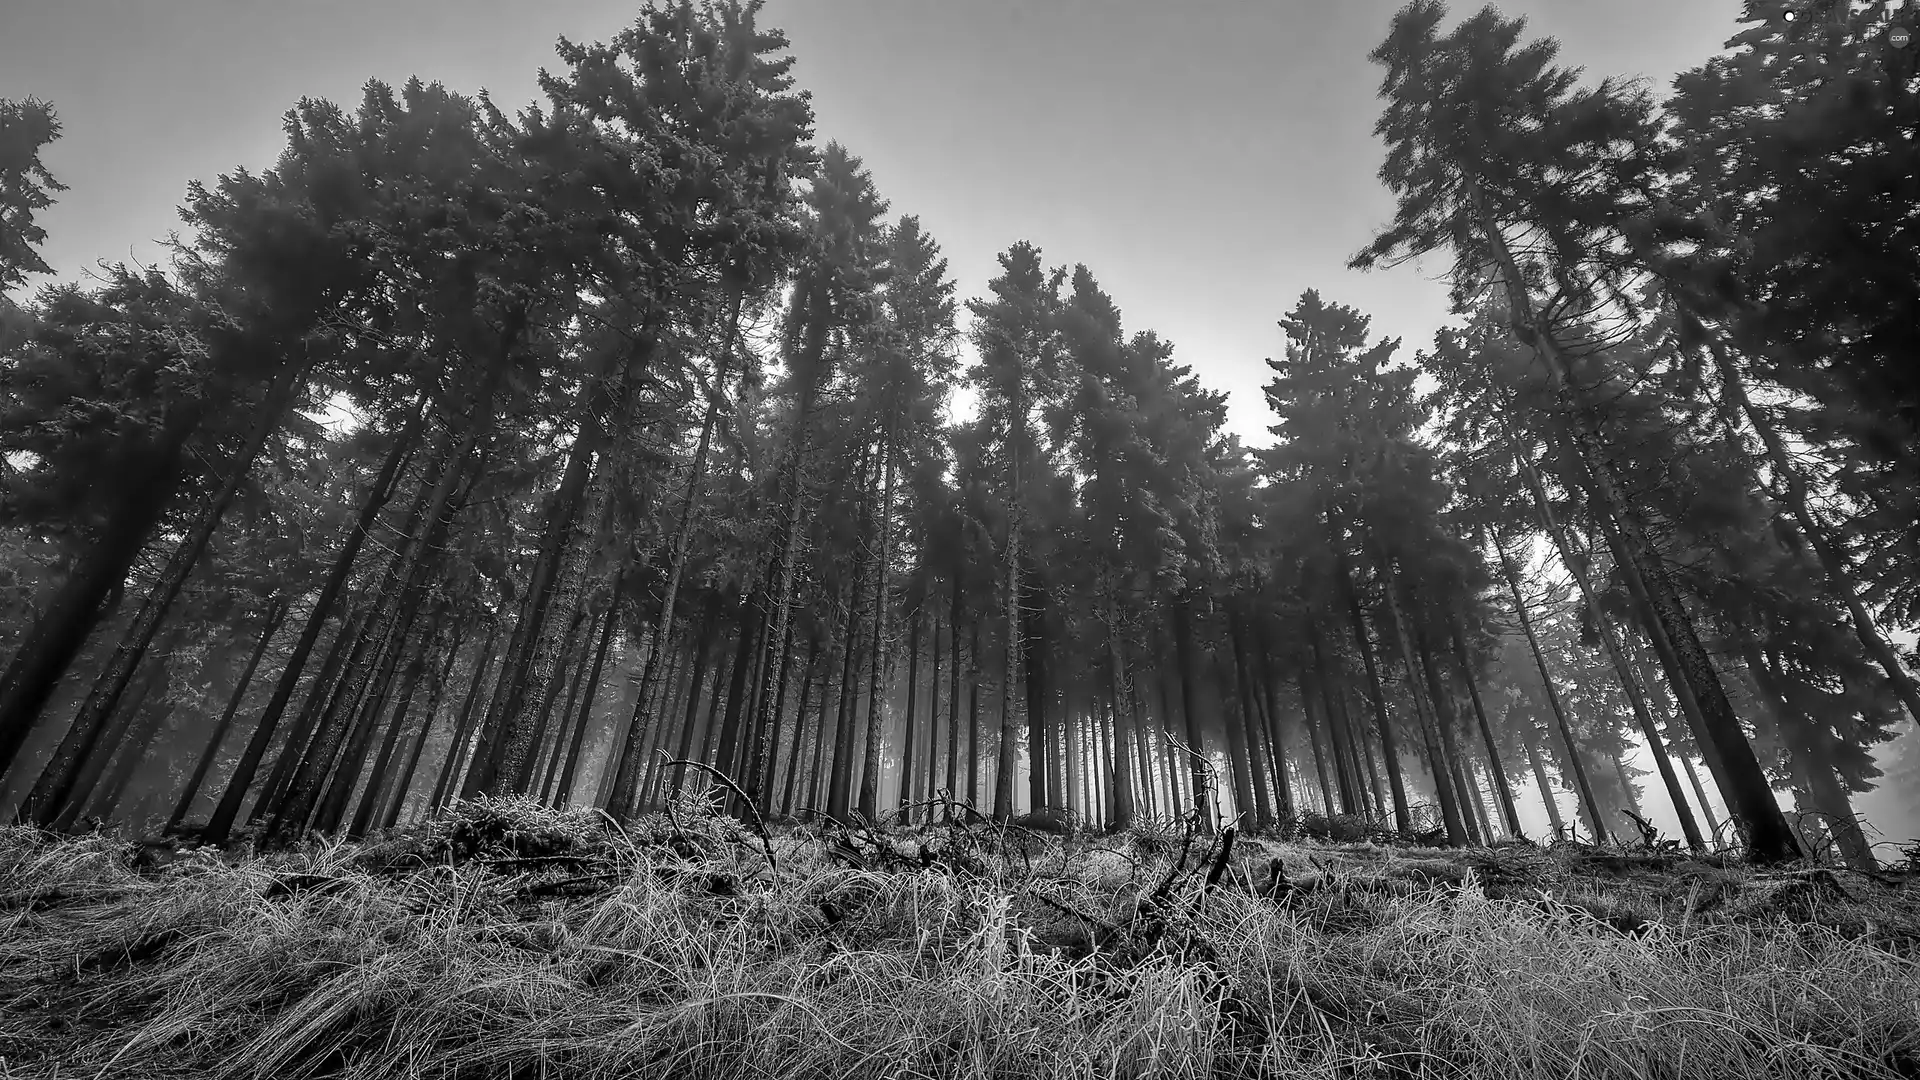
[1,793,1917,1079]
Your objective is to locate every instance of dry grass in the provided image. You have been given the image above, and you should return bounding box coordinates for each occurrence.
[2,795,1917,1079]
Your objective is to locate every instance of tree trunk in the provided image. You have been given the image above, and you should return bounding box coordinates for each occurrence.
[253,604,368,826]
[630,620,689,812]
[555,584,622,807]
[0,400,204,786]
[1374,556,1466,847]
[898,602,922,815]
[1302,683,1335,815]
[168,600,286,833]
[611,402,724,817]
[1710,334,1920,722]
[1335,559,1410,833]
[1450,620,1524,838]
[264,421,465,837]
[1226,611,1271,830]
[1169,600,1214,831]
[1482,198,1797,862]
[384,623,463,829]
[310,613,417,835]
[806,641,838,816]
[348,630,432,838]
[967,621,982,810]
[429,617,500,815]
[201,404,428,843]
[1514,441,1705,851]
[945,575,965,818]
[1227,608,1271,828]
[1745,643,1876,869]
[1523,735,1567,836]
[1490,530,1608,842]
[261,598,393,838]
[305,427,487,836]
[1251,618,1294,820]
[666,605,722,806]
[19,361,308,825]
[1414,619,1480,846]
[90,699,175,824]
[1307,630,1359,814]
[780,639,820,816]
[1104,610,1136,829]
[468,425,601,798]
[827,574,867,823]
[64,657,167,825]
[711,591,761,785]
[1026,580,1052,819]
[1239,628,1285,819]
[538,609,601,801]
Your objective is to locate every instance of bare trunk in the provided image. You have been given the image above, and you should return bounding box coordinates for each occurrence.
[428,618,500,815]
[168,601,286,833]
[1524,735,1567,836]
[0,401,203,786]
[21,361,306,826]
[1514,441,1704,850]
[1490,529,1608,843]
[384,624,463,829]
[1335,555,1409,833]
[203,404,428,843]
[1450,620,1524,838]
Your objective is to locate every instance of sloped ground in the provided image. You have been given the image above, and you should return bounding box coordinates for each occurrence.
[1,796,1917,1079]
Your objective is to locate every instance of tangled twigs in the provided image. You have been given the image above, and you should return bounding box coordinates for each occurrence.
[1024,885,1127,948]
[658,755,777,875]
[1162,729,1227,829]
[877,797,950,827]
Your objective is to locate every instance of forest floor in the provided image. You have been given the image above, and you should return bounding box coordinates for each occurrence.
[2,796,1918,1080]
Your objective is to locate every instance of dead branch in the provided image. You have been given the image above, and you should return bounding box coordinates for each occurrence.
[659,754,777,875]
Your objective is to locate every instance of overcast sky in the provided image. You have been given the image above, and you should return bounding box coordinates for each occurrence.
[3,0,1746,447]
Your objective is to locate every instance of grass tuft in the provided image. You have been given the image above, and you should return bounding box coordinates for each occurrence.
[2,800,1917,1078]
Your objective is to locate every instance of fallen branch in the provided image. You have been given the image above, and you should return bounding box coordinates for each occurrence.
[659,755,778,875]
[1023,886,1126,945]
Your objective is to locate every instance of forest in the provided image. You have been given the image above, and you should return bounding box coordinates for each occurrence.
[1,1,1918,1077]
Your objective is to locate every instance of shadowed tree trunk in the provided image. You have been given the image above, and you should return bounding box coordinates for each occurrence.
[554,586,622,807]
[19,359,309,826]
[62,658,168,826]
[1524,734,1567,836]
[348,631,432,838]
[1515,441,1704,852]
[1476,189,1798,862]
[1491,529,1608,844]
[1169,599,1214,832]
[1450,620,1524,838]
[0,401,204,788]
[200,402,428,844]
[384,624,463,829]
[1334,550,1409,833]
[1374,555,1465,847]
[780,639,820,816]
[169,600,287,833]
[898,602,922,816]
[429,617,500,815]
